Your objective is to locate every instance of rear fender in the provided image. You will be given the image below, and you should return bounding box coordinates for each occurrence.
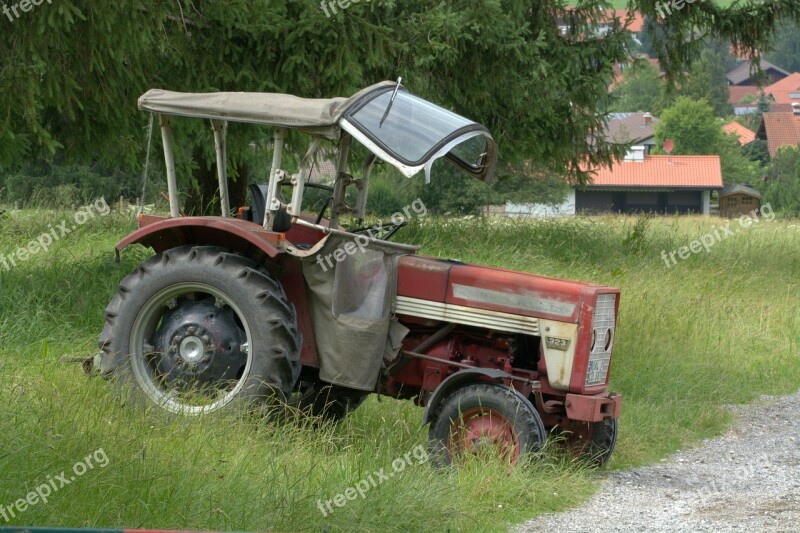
[116,216,285,259]
[114,216,321,369]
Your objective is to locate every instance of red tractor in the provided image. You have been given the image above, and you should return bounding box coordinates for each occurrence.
[99,80,621,465]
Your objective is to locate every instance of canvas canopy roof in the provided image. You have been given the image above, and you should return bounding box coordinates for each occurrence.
[139,80,497,182]
[138,81,396,140]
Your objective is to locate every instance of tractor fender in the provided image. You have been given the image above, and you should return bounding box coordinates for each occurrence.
[115,216,284,259]
[422,368,516,425]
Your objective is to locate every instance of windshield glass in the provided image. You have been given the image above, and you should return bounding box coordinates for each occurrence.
[345,90,481,165]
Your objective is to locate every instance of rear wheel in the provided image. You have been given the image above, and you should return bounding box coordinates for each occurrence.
[427,382,546,466]
[99,246,301,415]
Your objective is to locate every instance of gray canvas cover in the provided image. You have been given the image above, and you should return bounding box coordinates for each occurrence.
[138,81,395,140]
[302,235,408,390]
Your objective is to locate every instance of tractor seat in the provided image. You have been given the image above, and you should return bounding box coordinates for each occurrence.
[248,183,291,232]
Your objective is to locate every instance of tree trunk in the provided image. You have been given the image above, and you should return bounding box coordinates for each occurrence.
[185,150,250,216]
[185,148,218,216]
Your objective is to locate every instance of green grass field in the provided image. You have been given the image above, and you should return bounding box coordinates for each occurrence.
[1,208,798,531]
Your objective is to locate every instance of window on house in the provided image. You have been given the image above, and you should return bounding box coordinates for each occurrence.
[789,92,800,99]
[728,198,738,207]
[742,197,753,205]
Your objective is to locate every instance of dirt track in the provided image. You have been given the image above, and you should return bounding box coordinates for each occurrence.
[518,392,800,533]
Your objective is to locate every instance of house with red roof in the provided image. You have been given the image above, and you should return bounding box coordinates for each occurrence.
[610,10,645,38]
[558,9,645,40]
[764,72,800,106]
[727,64,794,114]
[505,150,723,217]
[604,112,660,151]
[756,104,800,156]
[723,121,756,146]
[575,150,723,214]
[729,85,760,106]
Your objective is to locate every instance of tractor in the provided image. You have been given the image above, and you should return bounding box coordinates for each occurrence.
[98,80,622,466]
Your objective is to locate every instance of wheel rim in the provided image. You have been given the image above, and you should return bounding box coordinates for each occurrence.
[448,407,521,463]
[129,282,253,415]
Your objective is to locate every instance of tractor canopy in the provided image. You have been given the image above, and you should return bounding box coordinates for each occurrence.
[138,81,497,183]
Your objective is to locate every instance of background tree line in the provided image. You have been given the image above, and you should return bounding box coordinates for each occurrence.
[1,0,799,215]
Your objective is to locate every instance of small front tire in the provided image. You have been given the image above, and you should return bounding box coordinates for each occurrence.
[427,382,546,467]
[560,418,618,467]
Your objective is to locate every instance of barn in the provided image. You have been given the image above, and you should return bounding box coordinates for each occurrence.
[576,150,723,215]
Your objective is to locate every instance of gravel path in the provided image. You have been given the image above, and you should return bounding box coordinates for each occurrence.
[518,392,800,533]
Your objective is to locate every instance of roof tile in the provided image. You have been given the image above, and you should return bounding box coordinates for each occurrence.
[726,60,789,86]
[723,121,756,145]
[581,155,723,189]
[765,72,800,105]
[759,112,800,156]
[728,85,760,104]
[604,112,659,144]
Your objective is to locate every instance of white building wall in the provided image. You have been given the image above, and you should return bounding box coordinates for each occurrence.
[505,189,576,218]
[702,190,711,215]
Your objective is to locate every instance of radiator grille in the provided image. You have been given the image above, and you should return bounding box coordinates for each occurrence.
[586,294,616,387]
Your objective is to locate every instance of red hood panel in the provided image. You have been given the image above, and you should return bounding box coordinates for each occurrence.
[397,256,613,323]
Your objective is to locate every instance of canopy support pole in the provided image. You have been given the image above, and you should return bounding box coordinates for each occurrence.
[289,138,322,219]
[264,127,286,230]
[329,133,352,229]
[211,120,230,217]
[354,153,377,224]
[159,115,180,218]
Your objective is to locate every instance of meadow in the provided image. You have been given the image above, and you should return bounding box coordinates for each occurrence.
[0,207,798,531]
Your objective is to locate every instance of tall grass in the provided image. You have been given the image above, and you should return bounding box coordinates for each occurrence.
[1,209,798,530]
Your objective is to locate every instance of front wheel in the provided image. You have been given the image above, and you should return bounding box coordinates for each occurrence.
[427,382,546,467]
[566,419,618,467]
[99,246,301,415]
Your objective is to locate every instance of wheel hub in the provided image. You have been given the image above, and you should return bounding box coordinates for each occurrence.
[149,298,245,389]
[179,335,205,363]
[450,408,521,462]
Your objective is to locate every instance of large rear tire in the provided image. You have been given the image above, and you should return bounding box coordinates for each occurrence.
[99,246,301,415]
[427,382,546,467]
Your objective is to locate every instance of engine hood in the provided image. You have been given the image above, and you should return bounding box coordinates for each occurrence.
[396,255,616,323]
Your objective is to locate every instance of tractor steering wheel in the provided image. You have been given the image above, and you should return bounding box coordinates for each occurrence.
[290,182,406,241]
[291,182,334,224]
